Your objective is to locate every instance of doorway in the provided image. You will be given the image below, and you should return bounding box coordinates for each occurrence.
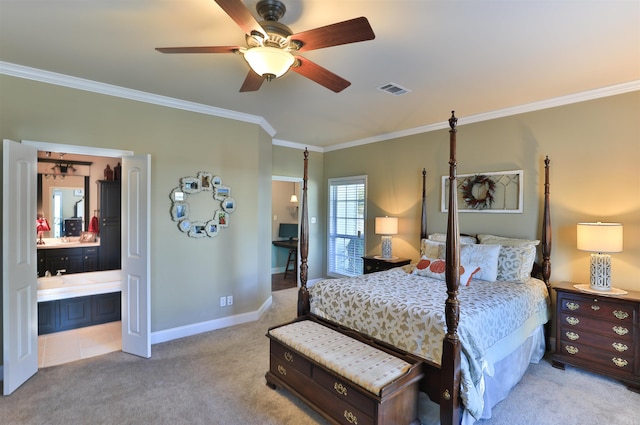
[2,139,151,395]
[271,177,301,291]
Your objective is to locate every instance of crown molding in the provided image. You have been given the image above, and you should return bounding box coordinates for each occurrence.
[0,61,276,137]
[3,61,637,154]
[322,80,640,153]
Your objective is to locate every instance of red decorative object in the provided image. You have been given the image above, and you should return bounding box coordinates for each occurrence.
[36,217,51,245]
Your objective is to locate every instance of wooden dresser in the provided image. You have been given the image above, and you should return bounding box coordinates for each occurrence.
[552,281,640,392]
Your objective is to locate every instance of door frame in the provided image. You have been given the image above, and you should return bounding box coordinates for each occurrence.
[21,140,152,356]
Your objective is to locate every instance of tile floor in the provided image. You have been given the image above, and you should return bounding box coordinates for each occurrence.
[38,321,122,368]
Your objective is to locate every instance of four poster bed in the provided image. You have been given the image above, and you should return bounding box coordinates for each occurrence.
[292,112,552,424]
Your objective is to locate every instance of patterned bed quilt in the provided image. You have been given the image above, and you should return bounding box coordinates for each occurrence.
[309,266,551,419]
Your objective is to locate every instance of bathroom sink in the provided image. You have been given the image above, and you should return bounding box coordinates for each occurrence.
[37,277,64,289]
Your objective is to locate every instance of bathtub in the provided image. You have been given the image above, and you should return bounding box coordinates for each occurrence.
[37,269,122,302]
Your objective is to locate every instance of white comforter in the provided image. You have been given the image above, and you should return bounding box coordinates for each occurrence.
[309,266,550,419]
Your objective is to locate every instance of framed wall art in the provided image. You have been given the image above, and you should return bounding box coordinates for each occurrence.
[169,171,236,238]
[441,170,523,213]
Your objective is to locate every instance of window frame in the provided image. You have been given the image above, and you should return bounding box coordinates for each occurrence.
[327,175,367,278]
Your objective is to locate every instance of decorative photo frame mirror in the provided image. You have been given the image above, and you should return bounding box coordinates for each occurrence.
[170,171,236,238]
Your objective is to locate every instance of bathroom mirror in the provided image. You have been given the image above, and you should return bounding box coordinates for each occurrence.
[37,174,90,237]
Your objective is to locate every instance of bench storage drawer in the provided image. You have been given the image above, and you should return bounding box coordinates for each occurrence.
[266,317,423,425]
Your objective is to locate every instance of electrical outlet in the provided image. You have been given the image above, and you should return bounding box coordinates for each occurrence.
[227,295,233,306]
[220,296,226,307]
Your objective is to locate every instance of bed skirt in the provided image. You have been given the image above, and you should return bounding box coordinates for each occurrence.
[418,325,546,425]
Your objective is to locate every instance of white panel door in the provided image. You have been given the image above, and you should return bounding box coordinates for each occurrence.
[2,139,37,395]
[121,154,151,358]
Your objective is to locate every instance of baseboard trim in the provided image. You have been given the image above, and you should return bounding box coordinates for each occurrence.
[150,294,273,345]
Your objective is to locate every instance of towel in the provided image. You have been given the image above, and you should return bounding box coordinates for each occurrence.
[89,215,100,234]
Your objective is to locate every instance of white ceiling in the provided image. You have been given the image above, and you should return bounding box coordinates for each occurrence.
[1,0,638,150]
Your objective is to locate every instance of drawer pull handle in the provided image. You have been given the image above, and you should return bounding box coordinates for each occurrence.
[442,389,451,400]
[613,310,629,320]
[334,382,348,396]
[613,326,629,336]
[612,342,629,352]
[283,352,294,362]
[590,305,600,311]
[565,316,579,326]
[612,358,628,368]
[277,365,287,376]
[565,331,579,341]
[566,302,579,311]
[565,345,578,355]
[344,410,358,424]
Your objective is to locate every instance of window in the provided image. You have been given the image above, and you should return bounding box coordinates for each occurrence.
[327,176,367,277]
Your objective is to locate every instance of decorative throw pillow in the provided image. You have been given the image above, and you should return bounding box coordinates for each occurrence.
[428,233,478,245]
[460,244,501,282]
[496,245,537,282]
[421,239,445,259]
[413,256,481,286]
[477,234,540,247]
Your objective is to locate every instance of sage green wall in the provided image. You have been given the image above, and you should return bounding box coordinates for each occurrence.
[272,146,325,280]
[0,74,273,335]
[324,92,640,291]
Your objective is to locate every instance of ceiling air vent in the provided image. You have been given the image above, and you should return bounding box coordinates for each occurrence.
[377,82,411,96]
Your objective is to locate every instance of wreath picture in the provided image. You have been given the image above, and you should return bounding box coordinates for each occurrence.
[461,175,496,209]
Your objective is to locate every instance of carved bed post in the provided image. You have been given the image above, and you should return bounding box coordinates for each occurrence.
[297,148,310,317]
[541,156,552,289]
[421,168,428,241]
[441,111,461,425]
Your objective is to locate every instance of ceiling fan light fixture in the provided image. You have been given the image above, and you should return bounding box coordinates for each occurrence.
[244,46,294,79]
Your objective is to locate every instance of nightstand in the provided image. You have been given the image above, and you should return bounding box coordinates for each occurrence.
[552,281,640,393]
[362,256,411,274]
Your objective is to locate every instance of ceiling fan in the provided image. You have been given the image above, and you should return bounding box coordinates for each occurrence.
[156,0,375,93]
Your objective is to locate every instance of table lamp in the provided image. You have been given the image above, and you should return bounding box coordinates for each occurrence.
[577,222,623,291]
[375,216,398,259]
[36,217,51,245]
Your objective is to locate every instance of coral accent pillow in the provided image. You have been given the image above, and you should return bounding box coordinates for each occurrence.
[413,256,481,286]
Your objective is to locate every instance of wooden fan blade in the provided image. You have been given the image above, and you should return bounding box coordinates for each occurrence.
[291,56,351,93]
[155,46,240,54]
[239,70,265,92]
[215,0,267,38]
[291,17,375,52]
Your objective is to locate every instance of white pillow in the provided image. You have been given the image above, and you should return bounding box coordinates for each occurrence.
[460,244,501,282]
[428,233,478,245]
[478,234,540,247]
[412,256,481,286]
[496,245,537,282]
[421,239,445,259]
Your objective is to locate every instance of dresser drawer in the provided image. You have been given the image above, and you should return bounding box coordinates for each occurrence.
[313,363,376,417]
[558,341,635,375]
[270,340,312,377]
[559,313,634,341]
[269,354,315,398]
[560,295,636,324]
[559,327,634,356]
[313,382,374,425]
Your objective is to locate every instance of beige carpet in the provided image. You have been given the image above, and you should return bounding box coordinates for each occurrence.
[1,287,639,425]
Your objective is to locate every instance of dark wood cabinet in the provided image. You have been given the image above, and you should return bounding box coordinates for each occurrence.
[362,256,411,274]
[63,218,83,236]
[97,180,121,271]
[38,292,121,335]
[39,246,100,276]
[552,281,640,392]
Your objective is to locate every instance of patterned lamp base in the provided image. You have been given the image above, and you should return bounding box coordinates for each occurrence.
[381,235,393,259]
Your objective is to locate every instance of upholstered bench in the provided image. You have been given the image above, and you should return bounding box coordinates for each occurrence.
[266,317,423,425]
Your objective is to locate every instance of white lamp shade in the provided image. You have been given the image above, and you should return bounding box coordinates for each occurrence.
[577,222,623,253]
[375,217,398,235]
[243,47,295,78]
